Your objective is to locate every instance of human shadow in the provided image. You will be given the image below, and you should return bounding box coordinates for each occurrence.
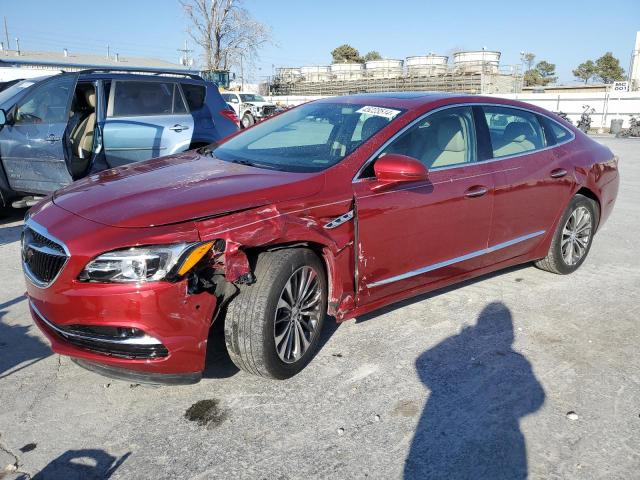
[28,449,130,480]
[0,295,52,379]
[404,302,545,480]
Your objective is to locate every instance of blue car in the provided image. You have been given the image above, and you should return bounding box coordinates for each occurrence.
[0,69,239,209]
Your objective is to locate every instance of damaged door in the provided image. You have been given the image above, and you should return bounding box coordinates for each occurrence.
[0,73,78,194]
[352,105,494,306]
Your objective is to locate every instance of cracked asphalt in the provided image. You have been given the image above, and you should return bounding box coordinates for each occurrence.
[0,137,638,480]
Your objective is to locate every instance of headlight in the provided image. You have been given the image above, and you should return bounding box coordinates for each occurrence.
[79,242,213,283]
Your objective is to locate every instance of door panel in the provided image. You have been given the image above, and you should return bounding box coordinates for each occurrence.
[482,106,574,263]
[352,105,494,306]
[103,80,194,167]
[354,164,495,305]
[0,74,77,194]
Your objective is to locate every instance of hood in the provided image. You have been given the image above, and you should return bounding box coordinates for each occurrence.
[53,151,324,228]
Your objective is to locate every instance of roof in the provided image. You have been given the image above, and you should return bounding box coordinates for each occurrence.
[0,49,192,72]
[315,91,469,109]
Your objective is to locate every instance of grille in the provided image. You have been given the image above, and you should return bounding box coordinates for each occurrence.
[22,224,69,287]
[262,105,276,116]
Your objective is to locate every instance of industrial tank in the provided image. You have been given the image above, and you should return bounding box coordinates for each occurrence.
[300,65,330,82]
[406,55,448,76]
[364,59,404,78]
[453,50,501,73]
[329,62,363,80]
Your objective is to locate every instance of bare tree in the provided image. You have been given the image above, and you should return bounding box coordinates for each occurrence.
[180,0,270,72]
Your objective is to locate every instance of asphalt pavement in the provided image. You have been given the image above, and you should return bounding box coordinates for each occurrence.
[0,137,638,480]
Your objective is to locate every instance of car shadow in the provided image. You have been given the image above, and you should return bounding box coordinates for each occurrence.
[355,263,531,324]
[21,449,131,480]
[404,302,545,479]
[202,312,339,380]
[0,295,52,379]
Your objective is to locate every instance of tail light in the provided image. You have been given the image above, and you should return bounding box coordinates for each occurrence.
[220,108,240,128]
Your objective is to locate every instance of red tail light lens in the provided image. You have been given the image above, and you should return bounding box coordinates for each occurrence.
[220,109,240,128]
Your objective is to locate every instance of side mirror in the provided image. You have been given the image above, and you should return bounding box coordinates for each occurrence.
[0,109,6,127]
[372,153,428,190]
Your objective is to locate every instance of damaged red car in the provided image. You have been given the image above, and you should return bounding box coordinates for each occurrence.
[23,93,619,384]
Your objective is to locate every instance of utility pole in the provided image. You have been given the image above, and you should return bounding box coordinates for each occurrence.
[4,17,10,50]
[177,40,193,68]
[240,53,244,90]
[107,44,110,60]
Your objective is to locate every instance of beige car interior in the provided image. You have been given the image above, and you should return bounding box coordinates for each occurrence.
[385,112,472,169]
[68,84,97,177]
[493,121,539,157]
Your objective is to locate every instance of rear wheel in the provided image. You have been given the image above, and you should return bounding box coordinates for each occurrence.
[535,194,598,274]
[224,248,327,379]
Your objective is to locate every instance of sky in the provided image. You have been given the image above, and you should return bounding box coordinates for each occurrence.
[1,0,638,83]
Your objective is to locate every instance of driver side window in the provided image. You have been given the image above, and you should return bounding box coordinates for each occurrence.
[379,106,477,170]
[14,76,75,125]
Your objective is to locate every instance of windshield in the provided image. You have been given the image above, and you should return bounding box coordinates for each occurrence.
[213,102,404,172]
[0,79,38,106]
[240,94,266,103]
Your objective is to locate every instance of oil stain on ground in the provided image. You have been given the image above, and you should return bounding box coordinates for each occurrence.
[185,399,226,428]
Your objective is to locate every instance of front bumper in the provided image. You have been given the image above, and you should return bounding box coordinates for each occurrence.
[25,201,218,382]
[28,280,217,379]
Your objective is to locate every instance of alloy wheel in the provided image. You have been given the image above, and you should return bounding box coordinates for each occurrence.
[561,206,592,266]
[274,266,322,363]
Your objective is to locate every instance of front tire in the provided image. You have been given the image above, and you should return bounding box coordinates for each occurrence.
[241,113,255,128]
[535,194,598,274]
[224,248,327,379]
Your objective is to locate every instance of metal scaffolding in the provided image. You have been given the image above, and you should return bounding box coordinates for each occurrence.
[268,65,523,96]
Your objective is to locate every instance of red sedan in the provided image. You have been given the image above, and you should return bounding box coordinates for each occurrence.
[22,93,619,383]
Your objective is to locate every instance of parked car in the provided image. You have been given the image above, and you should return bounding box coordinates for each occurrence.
[0,78,23,92]
[221,91,276,128]
[23,93,619,384]
[0,69,239,210]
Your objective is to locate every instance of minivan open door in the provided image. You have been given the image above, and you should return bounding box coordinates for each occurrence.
[0,73,78,195]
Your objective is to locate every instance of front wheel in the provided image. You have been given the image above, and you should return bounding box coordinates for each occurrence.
[224,248,327,379]
[535,194,599,274]
[241,113,254,128]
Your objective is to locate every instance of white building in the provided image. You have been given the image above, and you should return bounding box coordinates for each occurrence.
[0,48,193,82]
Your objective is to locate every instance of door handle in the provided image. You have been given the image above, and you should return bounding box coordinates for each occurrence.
[550,168,567,178]
[465,185,489,198]
[45,134,61,143]
[169,124,190,132]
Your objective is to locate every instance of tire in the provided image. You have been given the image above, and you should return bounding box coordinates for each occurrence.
[241,113,254,129]
[534,194,599,275]
[224,248,327,379]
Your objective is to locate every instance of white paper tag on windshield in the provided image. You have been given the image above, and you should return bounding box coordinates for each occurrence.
[356,105,401,120]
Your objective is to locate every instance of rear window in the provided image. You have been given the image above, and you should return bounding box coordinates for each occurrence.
[545,117,572,143]
[111,81,182,117]
[483,106,545,158]
[182,83,206,110]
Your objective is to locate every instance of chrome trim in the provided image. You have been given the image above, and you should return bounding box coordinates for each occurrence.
[22,219,70,289]
[353,102,576,181]
[30,301,163,346]
[324,210,354,229]
[366,230,546,288]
